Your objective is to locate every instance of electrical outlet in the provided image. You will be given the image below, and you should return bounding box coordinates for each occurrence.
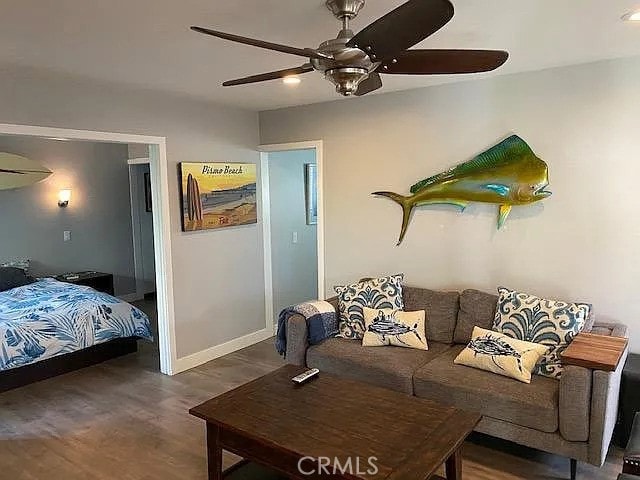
[63,231,71,242]
[292,231,298,244]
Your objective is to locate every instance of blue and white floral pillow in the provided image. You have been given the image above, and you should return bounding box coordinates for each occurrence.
[334,274,404,340]
[492,287,591,379]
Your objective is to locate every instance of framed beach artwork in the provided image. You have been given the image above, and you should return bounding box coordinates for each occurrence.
[179,162,257,232]
[304,163,318,225]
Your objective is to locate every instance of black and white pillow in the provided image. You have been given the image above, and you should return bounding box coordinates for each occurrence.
[334,274,404,340]
[492,287,591,379]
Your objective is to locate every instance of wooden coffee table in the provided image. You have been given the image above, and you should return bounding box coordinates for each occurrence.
[190,365,480,480]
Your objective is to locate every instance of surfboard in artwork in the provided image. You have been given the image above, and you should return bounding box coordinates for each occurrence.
[179,162,257,232]
[0,152,52,190]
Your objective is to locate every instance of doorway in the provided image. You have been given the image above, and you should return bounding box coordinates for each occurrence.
[0,123,177,374]
[259,141,325,328]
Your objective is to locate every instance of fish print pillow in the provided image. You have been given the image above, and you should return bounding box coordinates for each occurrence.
[454,327,549,384]
[362,307,427,350]
[492,287,591,379]
[334,274,404,340]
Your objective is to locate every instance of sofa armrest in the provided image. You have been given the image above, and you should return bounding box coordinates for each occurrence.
[286,313,309,366]
[587,322,629,466]
[284,296,339,366]
[560,321,629,444]
[560,365,592,442]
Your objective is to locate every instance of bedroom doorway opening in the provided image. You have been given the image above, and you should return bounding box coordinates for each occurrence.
[259,141,325,329]
[0,123,176,376]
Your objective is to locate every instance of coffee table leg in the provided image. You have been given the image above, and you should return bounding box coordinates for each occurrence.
[206,423,223,480]
[445,448,462,480]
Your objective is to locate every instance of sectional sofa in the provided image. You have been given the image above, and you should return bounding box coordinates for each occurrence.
[284,286,628,475]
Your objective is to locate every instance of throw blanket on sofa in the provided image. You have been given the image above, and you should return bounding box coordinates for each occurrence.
[276,301,338,357]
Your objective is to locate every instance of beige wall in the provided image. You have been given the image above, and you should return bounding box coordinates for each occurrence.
[0,64,263,359]
[260,56,640,352]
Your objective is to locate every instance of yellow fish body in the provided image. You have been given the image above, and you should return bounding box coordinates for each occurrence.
[373,135,551,245]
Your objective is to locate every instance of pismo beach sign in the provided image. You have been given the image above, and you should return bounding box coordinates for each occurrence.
[179,162,257,232]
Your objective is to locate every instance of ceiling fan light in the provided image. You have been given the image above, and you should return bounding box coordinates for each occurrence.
[622,10,640,21]
[282,76,301,85]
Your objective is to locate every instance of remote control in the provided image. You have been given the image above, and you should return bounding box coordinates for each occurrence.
[292,368,319,384]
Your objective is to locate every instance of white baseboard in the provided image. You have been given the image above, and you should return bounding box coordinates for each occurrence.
[172,327,274,374]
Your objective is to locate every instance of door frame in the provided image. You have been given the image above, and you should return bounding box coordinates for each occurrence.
[258,140,325,330]
[0,123,178,375]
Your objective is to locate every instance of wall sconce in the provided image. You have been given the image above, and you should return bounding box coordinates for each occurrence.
[58,189,71,208]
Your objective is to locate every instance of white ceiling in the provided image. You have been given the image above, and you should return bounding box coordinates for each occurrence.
[2,0,640,111]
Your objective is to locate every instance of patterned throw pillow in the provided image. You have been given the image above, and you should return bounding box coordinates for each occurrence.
[454,326,549,384]
[492,287,591,379]
[334,274,404,339]
[1,259,30,273]
[362,307,428,350]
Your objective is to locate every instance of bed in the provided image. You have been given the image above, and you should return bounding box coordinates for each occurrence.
[0,277,152,391]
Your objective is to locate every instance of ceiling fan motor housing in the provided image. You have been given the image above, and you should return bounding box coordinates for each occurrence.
[312,33,377,96]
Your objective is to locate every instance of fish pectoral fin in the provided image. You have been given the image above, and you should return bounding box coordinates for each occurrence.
[416,199,468,212]
[484,183,510,196]
[497,205,512,229]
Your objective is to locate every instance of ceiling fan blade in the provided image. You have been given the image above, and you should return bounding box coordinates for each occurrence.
[355,72,383,96]
[381,49,509,75]
[346,0,454,61]
[223,64,314,87]
[191,26,327,61]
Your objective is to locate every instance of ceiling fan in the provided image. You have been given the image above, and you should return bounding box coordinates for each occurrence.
[191,0,509,97]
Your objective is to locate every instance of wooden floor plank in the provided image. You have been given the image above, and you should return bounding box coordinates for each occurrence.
[0,333,623,480]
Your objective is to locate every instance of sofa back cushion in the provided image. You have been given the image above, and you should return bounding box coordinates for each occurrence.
[402,286,459,344]
[454,289,498,344]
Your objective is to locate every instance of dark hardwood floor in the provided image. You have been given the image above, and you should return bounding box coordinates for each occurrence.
[0,338,623,479]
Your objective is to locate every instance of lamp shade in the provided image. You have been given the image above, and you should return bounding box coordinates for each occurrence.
[58,189,71,207]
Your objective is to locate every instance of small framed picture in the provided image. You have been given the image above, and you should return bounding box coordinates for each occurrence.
[305,163,318,225]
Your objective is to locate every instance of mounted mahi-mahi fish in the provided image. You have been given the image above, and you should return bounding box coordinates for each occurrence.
[0,152,52,190]
[373,135,551,245]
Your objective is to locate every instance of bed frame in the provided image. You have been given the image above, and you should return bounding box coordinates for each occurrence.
[0,337,138,393]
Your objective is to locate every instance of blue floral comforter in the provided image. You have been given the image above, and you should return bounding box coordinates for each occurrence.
[0,278,152,371]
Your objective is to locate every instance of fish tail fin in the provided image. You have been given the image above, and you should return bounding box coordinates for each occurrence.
[372,191,415,246]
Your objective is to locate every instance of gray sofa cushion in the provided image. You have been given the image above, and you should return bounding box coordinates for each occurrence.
[402,286,459,344]
[306,337,451,394]
[413,345,559,433]
[454,289,497,344]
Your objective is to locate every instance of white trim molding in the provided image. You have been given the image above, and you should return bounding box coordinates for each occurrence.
[258,140,326,336]
[172,327,274,374]
[0,123,178,376]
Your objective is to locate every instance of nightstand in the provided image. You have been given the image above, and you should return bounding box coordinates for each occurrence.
[55,271,115,296]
